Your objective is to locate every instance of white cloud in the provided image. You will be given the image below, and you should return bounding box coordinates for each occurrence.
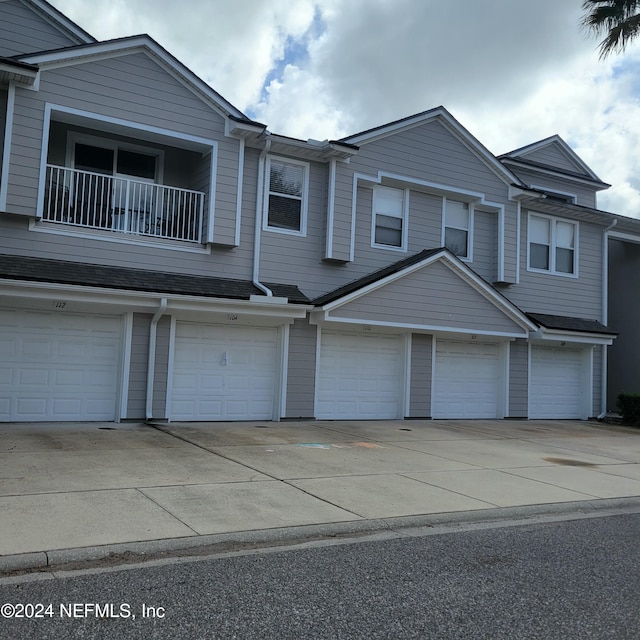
[48,0,640,216]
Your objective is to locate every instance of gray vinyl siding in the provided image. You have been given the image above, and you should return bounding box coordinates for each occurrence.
[504,210,603,319]
[0,53,258,279]
[353,121,511,199]
[127,313,150,419]
[0,88,6,182]
[472,209,497,283]
[6,53,243,237]
[328,164,354,261]
[285,318,317,418]
[519,145,582,174]
[330,261,524,335]
[152,316,171,419]
[592,346,602,417]
[0,0,84,56]
[509,339,528,417]
[409,333,432,417]
[260,118,513,298]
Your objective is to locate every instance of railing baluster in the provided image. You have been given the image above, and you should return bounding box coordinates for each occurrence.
[43,165,203,243]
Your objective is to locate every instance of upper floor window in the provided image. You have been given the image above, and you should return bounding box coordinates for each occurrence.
[265,157,308,235]
[372,185,407,250]
[528,213,577,276]
[443,199,472,260]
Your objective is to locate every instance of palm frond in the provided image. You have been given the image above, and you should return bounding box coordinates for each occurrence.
[581,0,640,57]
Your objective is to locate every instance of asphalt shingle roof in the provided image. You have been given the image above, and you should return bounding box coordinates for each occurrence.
[0,255,310,303]
[527,312,616,335]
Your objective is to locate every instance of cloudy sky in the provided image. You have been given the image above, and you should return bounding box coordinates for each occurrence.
[49,0,640,218]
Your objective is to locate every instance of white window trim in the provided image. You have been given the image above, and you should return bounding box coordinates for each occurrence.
[526,211,579,278]
[263,155,309,236]
[370,185,409,252]
[441,197,474,262]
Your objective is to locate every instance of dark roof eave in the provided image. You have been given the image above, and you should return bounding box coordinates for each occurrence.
[0,255,310,304]
[501,157,610,189]
[313,247,447,306]
[527,312,617,336]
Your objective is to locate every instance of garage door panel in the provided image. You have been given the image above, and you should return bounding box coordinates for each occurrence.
[0,310,121,422]
[530,347,584,419]
[171,323,278,421]
[317,332,403,420]
[433,340,501,419]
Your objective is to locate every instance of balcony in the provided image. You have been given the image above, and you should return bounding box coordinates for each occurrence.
[43,165,205,243]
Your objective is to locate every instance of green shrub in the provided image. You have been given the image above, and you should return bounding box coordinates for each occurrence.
[617,393,640,426]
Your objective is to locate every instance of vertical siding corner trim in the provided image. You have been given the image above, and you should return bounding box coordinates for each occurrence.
[118,312,134,421]
[325,158,336,258]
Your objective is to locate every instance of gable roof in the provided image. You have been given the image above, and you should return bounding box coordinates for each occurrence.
[23,0,96,45]
[340,106,524,188]
[499,135,610,189]
[313,247,537,332]
[15,35,254,123]
[0,255,310,303]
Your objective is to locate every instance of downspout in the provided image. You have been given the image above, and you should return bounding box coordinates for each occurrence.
[253,136,273,296]
[146,297,168,421]
[598,219,617,419]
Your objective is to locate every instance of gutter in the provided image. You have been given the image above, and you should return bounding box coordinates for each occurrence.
[253,136,273,297]
[598,218,618,419]
[146,297,167,420]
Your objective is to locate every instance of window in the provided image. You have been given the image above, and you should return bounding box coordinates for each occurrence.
[528,214,577,275]
[443,199,471,259]
[74,143,158,181]
[265,157,308,234]
[372,186,407,250]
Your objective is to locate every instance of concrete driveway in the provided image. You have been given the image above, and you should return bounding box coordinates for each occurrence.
[1,419,640,567]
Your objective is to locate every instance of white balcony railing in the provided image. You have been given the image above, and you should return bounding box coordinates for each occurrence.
[43,165,205,243]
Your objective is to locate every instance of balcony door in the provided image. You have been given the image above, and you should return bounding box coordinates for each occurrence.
[72,140,159,232]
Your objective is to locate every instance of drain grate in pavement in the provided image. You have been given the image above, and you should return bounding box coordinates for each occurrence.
[254,425,270,429]
[544,457,598,468]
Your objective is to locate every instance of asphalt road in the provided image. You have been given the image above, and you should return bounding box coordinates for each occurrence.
[1,513,639,639]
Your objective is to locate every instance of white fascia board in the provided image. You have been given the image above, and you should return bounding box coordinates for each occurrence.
[502,158,610,190]
[506,135,603,183]
[440,259,536,330]
[28,0,97,44]
[319,251,446,312]
[0,62,38,86]
[344,109,519,187]
[0,279,311,318]
[437,114,522,187]
[317,314,527,339]
[20,38,245,122]
[530,328,615,346]
[608,230,640,244]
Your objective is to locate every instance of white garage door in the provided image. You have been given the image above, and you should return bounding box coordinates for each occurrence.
[530,346,585,419]
[317,332,403,420]
[171,323,278,421]
[0,309,122,422]
[432,340,501,419]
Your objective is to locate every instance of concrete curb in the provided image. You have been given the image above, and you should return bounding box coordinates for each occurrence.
[3,496,640,575]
